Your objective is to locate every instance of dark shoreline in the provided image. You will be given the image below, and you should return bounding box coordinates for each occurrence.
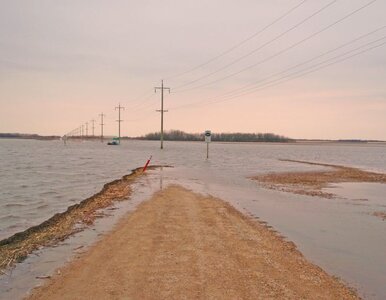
[0,166,160,272]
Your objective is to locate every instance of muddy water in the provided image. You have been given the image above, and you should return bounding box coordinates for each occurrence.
[0,139,385,299]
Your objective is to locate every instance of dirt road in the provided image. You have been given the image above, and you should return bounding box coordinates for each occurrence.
[28,185,357,299]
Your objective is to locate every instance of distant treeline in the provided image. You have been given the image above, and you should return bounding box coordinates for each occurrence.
[138,130,292,143]
[0,133,60,140]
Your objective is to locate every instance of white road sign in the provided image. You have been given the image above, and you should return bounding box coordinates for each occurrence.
[205,130,211,143]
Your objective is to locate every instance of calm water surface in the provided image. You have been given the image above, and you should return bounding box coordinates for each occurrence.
[0,139,385,299]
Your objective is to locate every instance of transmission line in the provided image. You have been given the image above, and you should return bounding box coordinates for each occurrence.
[176,0,378,93]
[220,37,386,103]
[165,0,309,80]
[170,36,386,111]
[209,25,386,100]
[129,93,157,114]
[173,0,340,90]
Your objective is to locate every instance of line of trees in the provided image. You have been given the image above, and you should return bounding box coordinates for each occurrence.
[138,130,292,143]
[0,133,60,140]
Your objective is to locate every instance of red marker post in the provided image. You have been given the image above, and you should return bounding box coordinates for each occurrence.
[142,155,152,172]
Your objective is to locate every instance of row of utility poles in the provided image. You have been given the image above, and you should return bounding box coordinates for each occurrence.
[64,114,106,143]
[64,105,125,144]
[64,80,170,149]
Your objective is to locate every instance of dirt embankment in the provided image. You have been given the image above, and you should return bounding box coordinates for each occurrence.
[252,159,386,199]
[0,166,163,273]
[28,185,358,300]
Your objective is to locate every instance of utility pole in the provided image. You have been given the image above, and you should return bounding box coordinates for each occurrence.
[85,122,88,137]
[81,125,84,138]
[99,113,105,143]
[91,119,95,137]
[155,80,170,149]
[115,104,125,145]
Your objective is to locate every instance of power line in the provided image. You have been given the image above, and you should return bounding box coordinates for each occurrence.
[170,36,386,111]
[173,0,340,90]
[129,91,155,111]
[129,93,157,114]
[210,25,386,100]
[176,0,378,93]
[165,0,309,81]
[126,112,156,123]
[123,34,384,130]
[218,37,386,104]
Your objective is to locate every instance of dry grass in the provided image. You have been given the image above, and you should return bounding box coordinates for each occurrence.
[252,159,386,199]
[0,166,163,273]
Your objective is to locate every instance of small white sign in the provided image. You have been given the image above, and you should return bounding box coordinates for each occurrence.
[205,130,211,143]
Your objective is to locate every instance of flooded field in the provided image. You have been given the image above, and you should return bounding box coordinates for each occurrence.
[0,139,385,299]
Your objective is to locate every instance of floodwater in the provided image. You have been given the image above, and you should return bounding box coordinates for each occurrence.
[0,139,385,299]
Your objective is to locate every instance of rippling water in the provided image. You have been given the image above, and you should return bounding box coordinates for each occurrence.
[1,139,386,299]
[1,138,385,240]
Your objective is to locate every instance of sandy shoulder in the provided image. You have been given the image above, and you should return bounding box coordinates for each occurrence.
[27,185,358,300]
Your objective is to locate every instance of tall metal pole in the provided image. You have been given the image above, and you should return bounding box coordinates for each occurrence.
[99,113,105,143]
[155,80,170,149]
[115,104,125,145]
[85,122,88,137]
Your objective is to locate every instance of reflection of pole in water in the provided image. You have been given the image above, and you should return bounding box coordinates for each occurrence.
[160,166,163,190]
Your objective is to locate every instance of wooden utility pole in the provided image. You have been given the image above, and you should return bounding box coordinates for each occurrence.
[155,80,170,149]
[115,104,125,144]
[99,113,105,143]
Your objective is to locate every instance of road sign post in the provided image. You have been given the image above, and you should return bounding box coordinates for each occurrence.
[205,130,211,159]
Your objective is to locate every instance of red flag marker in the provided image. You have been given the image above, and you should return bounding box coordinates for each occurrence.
[142,156,152,172]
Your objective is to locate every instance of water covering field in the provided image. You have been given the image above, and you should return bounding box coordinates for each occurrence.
[0,139,385,299]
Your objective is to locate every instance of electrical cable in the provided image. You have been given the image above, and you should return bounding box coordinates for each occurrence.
[169,36,386,110]
[165,0,309,80]
[173,0,340,90]
[175,0,378,93]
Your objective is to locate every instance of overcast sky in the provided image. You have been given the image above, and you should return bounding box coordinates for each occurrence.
[0,0,385,139]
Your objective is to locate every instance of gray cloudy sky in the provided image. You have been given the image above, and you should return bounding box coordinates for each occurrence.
[0,0,385,139]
